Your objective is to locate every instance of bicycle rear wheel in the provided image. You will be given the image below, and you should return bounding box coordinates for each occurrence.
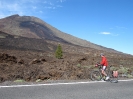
[109,71,118,83]
[90,71,102,81]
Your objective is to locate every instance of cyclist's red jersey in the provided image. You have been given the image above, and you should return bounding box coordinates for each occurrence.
[101,56,108,66]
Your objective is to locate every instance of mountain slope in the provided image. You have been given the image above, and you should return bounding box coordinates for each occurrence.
[0,14,123,53]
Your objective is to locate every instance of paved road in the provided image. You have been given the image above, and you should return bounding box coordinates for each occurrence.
[0,80,133,99]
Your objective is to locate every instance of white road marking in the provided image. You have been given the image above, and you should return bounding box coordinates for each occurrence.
[119,79,133,82]
[0,81,102,88]
[0,79,133,88]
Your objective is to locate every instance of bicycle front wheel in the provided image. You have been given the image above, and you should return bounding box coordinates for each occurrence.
[90,71,102,81]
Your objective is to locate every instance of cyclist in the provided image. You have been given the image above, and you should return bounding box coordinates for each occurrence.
[100,53,109,81]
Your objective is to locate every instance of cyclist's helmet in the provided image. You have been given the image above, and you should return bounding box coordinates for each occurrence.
[100,53,104,56]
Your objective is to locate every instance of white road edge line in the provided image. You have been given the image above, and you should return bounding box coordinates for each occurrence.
[119,79,133,82]
[0,79,133,88]
[0,81,103,88]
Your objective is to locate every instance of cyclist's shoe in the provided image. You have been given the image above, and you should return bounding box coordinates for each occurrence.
[105,76,109,80]
[100,78,105,81]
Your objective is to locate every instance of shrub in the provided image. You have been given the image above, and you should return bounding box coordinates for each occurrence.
[118,67,128,74]
[55,44,63,59]
[127,74,133,78]
[77,64,81,67]
[14,79,24,82]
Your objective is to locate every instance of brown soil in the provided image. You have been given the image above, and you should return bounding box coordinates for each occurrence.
[0,49,133,83]
[0,49,90,83]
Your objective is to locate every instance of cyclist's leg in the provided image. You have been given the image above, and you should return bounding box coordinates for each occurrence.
[102,66,109,80]
[101,66,107,76]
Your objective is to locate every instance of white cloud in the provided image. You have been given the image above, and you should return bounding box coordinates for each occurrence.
[7,3,20,12]
[39,11,43,13]
[43,1,47,4]
[50,2,54,5]
[110,26,127,30]
[57,5,63,7]
[100,32,111,35]
[116,26,127,29]
[0,1,24,18]
[100,32,119,36]
[0,0,66,19]
[32,6,37,9]
[60,0,66,3]
[113,34,119,36]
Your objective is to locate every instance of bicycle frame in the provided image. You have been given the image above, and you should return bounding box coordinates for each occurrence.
[95,65,113,80]
[95,65,111,77]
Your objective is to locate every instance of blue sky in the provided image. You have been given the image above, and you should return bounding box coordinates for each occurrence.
[0,0,133,55]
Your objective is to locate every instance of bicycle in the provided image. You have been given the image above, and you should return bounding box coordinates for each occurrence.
[90,64,118,83]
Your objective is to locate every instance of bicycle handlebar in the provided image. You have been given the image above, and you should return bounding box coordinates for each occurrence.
[95,63,101,67]
[95,63,112,68]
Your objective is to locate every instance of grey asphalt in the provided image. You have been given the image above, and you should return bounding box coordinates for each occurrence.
[0,80,133,99]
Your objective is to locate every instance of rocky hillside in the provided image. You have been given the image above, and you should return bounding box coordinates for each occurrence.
[0,14,122,53]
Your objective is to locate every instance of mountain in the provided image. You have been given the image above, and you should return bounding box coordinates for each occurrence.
[0,14,121,54]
